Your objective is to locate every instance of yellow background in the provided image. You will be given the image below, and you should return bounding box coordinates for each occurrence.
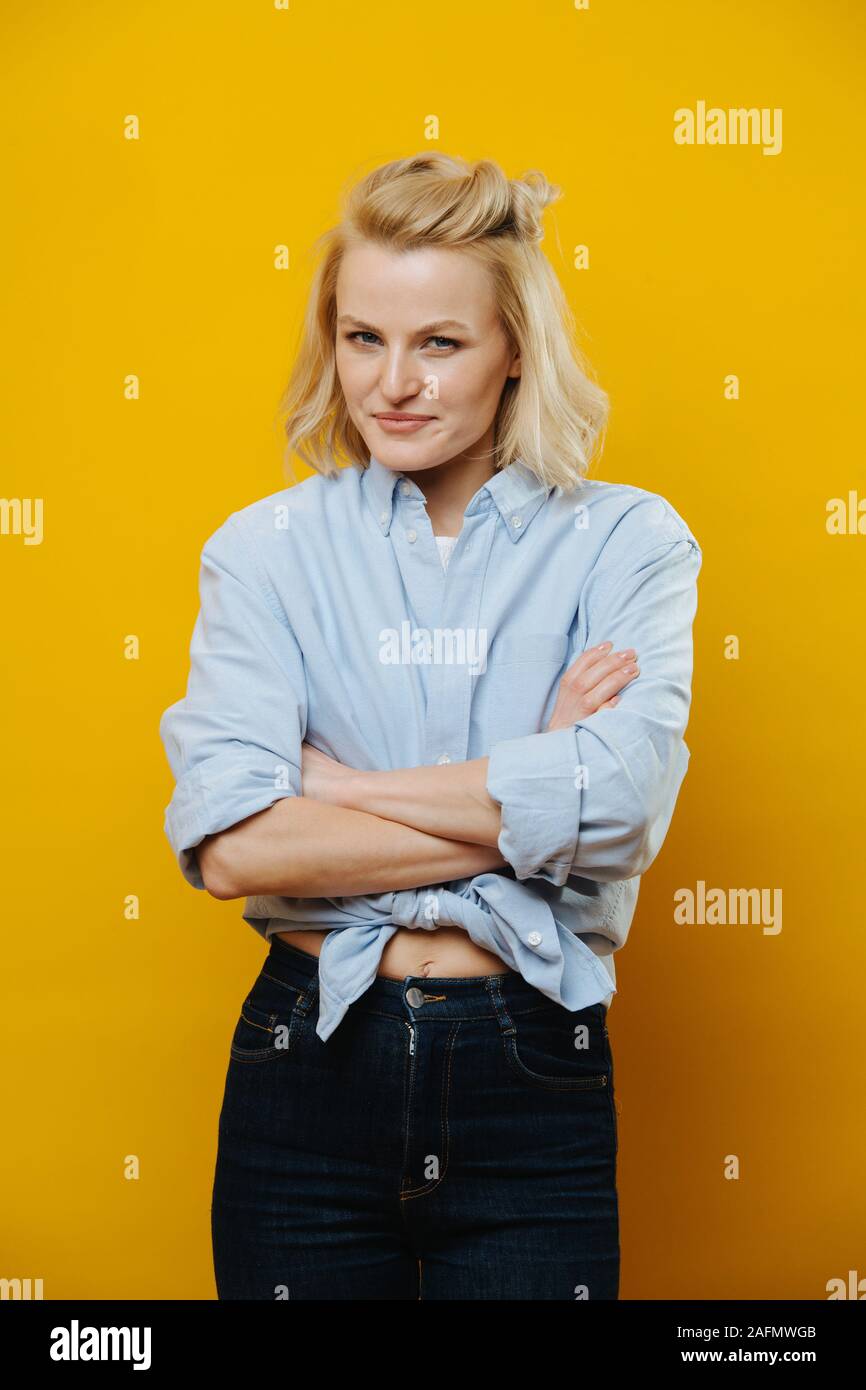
[1,0,864,1299]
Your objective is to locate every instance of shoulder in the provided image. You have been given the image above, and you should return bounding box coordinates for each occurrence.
[223,464,361,543]
[551,476,701,561]
[195,465,362,563]
[189,468,358,610]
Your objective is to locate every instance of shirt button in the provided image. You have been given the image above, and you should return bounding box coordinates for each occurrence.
[406,987,425,1008]
[436,752,451,764]
[400,481,412,495]
[406,528,417,543]
[511,514,523,529]
[379,510,388,524]
[527,931,543,947]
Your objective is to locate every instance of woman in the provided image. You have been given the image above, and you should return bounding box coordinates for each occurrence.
[159,152,702,1300]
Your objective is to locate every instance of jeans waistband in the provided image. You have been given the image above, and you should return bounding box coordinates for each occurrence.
[264,931,607,1023]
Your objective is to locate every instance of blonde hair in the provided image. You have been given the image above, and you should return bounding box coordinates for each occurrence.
[276,152,609,492]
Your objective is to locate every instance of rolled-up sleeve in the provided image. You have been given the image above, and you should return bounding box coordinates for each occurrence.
[159,514,307,889]
[485,530,701,885]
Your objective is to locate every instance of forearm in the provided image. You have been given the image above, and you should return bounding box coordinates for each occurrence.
[198,793,507,900]
[333,758,503,847]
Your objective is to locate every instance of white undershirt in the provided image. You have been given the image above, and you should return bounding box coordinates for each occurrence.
[435,534,459,570]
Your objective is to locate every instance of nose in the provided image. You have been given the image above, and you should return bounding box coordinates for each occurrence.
[378,348,425,403]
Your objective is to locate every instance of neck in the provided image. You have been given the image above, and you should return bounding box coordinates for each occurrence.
[408,435,498,536]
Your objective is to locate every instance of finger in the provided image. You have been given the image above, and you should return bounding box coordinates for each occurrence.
[564,642,621,678]
[564,644,637,679]
[562,648,637,694]
[584,664,639,705]
[567,663,638,717]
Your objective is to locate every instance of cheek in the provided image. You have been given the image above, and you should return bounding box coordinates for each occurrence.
[334,348,368,402]
[441,357,511,412]
[334,349,351,390]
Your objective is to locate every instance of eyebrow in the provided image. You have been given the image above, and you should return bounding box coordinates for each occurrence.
[337,315,472,335]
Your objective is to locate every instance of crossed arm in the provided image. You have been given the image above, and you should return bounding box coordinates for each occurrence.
[198,763,504,901]
[170,515,697,905]
[197,642,636,901]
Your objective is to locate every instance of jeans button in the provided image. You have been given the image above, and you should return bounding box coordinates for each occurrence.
[406,987,425,1008]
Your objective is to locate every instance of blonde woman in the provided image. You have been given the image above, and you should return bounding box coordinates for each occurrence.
[160,152,701,1301]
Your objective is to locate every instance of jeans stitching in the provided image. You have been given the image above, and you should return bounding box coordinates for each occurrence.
[399,1021,416,1201]
[230,995,306,1063]
[502,1008,610,1091]
[400,1021,459,1200]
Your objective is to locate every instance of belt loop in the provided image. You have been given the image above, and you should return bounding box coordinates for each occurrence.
[295,976,319,1018]
[486,975,516,1038]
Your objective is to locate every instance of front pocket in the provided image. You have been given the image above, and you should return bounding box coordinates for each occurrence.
[228,971,310,1064]
[229,1002,297,1063]
[502,1004,610,1091]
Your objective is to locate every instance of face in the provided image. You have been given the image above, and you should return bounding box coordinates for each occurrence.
[334,241,521,474]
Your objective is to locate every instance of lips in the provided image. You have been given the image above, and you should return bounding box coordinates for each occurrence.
[373,414,435,434]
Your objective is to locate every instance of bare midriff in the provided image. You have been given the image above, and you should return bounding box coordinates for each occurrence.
[273,926,512,979]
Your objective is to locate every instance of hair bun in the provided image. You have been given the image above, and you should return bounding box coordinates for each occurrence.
[510,169,562,243]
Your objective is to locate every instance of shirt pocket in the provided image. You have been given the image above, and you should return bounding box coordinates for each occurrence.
[478,631,570,748]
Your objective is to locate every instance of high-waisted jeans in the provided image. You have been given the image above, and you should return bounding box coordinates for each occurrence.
[211,934,620,1300]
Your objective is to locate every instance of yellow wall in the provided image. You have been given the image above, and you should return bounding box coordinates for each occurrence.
[1,0,863,1299]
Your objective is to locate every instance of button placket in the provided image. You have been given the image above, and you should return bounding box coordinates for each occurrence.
[422,506,496,770]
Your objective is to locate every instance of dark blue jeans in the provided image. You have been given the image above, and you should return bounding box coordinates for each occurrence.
[211,934,620,1300]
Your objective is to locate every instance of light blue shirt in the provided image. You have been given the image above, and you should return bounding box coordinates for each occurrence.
[159,454,702,1041]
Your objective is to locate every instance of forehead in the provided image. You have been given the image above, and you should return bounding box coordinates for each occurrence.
[336,242,498,326]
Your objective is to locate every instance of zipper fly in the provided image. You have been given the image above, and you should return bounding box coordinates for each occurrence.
[408,1024,415,1056]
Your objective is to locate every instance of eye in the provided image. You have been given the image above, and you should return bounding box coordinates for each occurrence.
[343,331,461,352]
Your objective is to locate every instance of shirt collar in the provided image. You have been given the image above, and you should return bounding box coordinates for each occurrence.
[360,452,553,543]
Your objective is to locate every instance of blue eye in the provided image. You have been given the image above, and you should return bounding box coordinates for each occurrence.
[345,331,461,351]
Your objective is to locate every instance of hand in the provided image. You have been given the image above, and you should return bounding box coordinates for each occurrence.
[300,741,359,806]
[545,641,640,731]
